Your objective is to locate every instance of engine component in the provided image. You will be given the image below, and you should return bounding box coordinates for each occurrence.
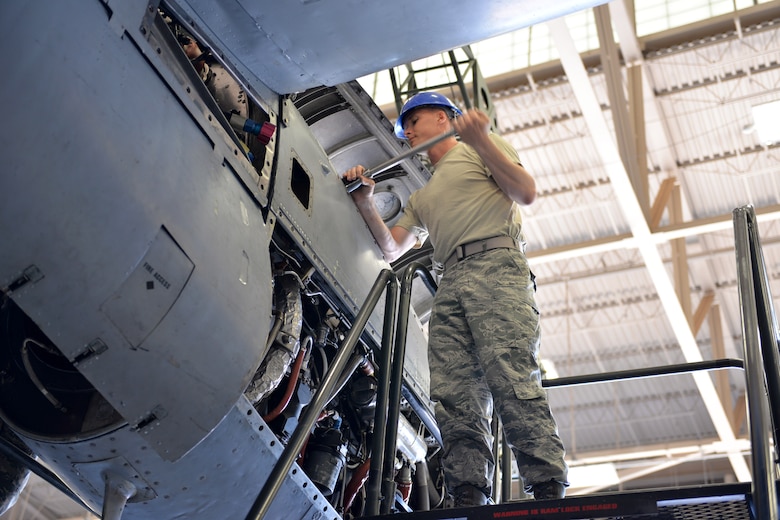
[245,348,294,405]
[344,458,371,513]
[227,113,276,145]
[302,426,347,497]
[396,462,412,503]
[348,373,378,424]
[397,413,427,464]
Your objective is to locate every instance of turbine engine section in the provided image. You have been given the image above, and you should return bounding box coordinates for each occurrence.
[0,2,444,518]
[303,421,348,497]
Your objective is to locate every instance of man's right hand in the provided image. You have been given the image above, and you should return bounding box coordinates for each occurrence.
[343,165,375,203]
[342,164,418,263]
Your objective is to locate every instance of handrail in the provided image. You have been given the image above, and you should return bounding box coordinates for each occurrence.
[398,265,442,449]
[366,262,438,516]
[368,264,752,510]
[733,204,779,520]
[739,207,780,446]
[381,262,434,514]
[366,262,441,516]
[542,359,744,388]
[246,269,398,520]
[365,272,400,514]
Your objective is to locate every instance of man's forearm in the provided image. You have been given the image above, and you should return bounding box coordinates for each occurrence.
[354,199,408,263]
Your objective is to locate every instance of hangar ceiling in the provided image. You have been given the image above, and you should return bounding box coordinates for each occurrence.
[3,0,780,518]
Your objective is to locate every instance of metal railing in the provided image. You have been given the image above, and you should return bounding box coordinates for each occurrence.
[733,204,780,520]
[370,263,439,515]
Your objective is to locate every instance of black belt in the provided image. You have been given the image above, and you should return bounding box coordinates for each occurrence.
[443,236,518,270]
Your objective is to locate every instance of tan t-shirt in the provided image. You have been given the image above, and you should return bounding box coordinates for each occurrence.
[395,133,524,265]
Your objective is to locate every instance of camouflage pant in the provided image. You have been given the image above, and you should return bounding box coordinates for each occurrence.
[429,247,568,495]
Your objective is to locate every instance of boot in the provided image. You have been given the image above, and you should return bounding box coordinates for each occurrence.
[452,484,489,507]
[532,480,565,500]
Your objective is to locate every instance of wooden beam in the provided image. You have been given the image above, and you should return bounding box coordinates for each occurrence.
[669,183,691,322]
[692,291,715,335]
[649,177,676,230]
[732,390,747,435]
[628,64,649,220]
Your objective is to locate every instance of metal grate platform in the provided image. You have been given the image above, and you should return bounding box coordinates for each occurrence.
[367,482,759,520]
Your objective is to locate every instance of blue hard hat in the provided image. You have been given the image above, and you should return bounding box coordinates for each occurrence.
[394,92,462,138]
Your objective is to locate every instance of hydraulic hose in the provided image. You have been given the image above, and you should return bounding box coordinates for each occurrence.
[262,337,311,422]
[343,457,371,512]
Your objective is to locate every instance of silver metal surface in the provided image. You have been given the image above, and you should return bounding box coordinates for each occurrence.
[0,1,443,517]
[165,0,608,94]
[12,400,338,519]
[0,1,272,461]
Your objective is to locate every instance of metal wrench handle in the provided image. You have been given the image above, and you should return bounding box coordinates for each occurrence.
[345,129,456,193]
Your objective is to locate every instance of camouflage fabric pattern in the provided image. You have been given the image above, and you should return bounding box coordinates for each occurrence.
[428,247,568,495]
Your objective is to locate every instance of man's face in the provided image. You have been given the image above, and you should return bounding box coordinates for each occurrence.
[402,107,445,146]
